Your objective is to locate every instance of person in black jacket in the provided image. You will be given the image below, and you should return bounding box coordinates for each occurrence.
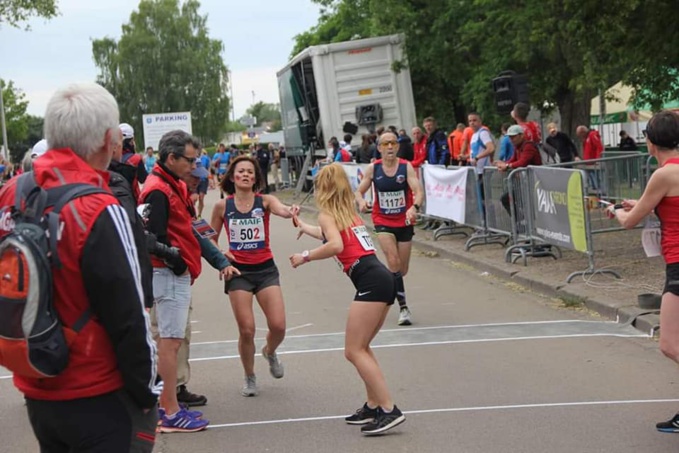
[397,128,414,162]
[546,122,580,163]
[108,158,155,310]
[619,130,638,151]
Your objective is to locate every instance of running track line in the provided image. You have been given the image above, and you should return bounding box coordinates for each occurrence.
[191,319,641,346]
[206,398,679,429]
[188,333,647,363]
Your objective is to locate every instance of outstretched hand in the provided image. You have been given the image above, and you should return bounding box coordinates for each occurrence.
[219,265,241,281]
[289,253,305,269]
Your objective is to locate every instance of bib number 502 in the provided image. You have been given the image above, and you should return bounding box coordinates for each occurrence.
[240,228,260,241]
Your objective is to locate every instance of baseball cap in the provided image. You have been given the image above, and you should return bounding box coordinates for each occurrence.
[506,125,524,136]
[119,123,134,139]
[31,139,49,159]
[191,159,209,178]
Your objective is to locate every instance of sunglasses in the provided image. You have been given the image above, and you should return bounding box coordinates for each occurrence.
[380,140,398,147]
[173,153,197,164]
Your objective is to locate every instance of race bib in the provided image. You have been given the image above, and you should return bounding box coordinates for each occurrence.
[352,225,376,251]
[229,217,265,251]
[378,190,406,214]
[641,227,662,258]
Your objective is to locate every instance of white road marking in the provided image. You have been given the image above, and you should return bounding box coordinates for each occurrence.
[207,398,679,429]
[286,323,314,333]
[188,333,646,363]
[192,331,202,334]
[190,319,634,346]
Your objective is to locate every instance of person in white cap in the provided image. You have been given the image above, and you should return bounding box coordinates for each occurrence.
[119,122,148,200]
[19,139,50,173]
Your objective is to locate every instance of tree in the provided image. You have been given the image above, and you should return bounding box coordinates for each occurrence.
[0,80,30,163]
[0,0,58,29]
[294,0,679,137]
[246,102,282,130]
[92,0,230,146]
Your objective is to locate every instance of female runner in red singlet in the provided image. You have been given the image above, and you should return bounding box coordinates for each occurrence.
[290,163,406,436]
[210,156,299,397]
[609,110,679,432]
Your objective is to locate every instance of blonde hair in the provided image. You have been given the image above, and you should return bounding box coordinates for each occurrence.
[314,163,357,232]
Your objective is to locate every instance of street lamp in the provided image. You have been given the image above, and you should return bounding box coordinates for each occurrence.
[0,82,8,160]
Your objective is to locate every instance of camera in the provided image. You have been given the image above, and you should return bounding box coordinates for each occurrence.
[137,203,182,266]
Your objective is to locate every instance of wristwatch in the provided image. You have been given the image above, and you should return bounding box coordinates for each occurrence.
[413,204,420,212]
[302,250,311,262]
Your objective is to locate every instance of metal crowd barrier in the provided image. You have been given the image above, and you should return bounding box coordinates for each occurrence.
[503,168,562,265]
[464,168,510,250]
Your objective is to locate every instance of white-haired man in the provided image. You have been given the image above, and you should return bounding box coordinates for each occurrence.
[0,83,159,451]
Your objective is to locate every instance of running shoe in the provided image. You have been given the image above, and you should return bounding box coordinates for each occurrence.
[158,406,203,422]
[361,406,406,435]
[398,307,412,326]
[345,403,379,425]
[657,413,679,433]
[262,346,285,379]
[241,375,259,397]
[158,408,209,433]
[177,385,207,407]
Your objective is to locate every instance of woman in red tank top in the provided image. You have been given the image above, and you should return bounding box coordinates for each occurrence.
[609,111,679,432]
[290,163,406,435]
[209,156,300,397]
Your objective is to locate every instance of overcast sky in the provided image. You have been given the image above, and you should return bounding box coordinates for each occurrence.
[0,0,321,119]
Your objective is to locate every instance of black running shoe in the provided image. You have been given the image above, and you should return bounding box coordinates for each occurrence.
[176,385,207,407]
[656,413,679,433]
[345,403,378,425]
[360,405,406,435]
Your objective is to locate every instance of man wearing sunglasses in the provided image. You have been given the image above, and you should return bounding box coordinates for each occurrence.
[139,130,210,433]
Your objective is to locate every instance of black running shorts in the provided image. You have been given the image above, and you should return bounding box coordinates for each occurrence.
[348,255,396,304]
[196,178,208,195]
[225,260,280,294]
[664,263,679,296]
[374,225,414,243]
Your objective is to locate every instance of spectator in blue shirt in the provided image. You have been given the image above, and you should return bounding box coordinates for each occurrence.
[143,147,156,174]
[499,123,515,162]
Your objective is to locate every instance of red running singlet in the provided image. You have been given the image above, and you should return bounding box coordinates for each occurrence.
[656,158,679,264]
[335,218,377,273]
[224,195,273,265]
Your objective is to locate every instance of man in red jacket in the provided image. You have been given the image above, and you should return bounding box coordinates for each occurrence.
[577,125,604,192]
[0,83,159,452]
[140,130,209,433]
[496,125,542,217]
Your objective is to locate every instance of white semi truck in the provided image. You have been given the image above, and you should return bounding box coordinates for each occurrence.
[277,34,417,190]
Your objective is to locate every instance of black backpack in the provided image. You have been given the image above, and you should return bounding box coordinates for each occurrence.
[532,141,561,165]
[0,172,108,378]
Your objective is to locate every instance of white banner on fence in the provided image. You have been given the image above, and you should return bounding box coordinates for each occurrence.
[423,165,468,223]
[341,163,373,202]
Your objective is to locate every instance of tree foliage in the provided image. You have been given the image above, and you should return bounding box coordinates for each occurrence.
[0,0,58,29]
[293,0,679,137]
[246,102,282,131]
[0,80,30,162]
[92,0,230,146]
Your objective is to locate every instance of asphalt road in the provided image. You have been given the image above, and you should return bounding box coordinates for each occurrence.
[2,188,679,453]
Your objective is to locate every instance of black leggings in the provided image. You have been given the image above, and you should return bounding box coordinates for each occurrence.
[26,390,158,453]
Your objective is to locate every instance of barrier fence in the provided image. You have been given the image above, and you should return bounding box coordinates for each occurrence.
[418,153,654,283]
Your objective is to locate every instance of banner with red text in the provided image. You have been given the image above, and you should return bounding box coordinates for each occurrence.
[422,165,468,223]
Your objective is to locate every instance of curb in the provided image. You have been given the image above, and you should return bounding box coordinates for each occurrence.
[297,201,659,336]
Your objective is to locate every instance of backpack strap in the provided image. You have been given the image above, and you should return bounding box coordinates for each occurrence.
[14,172,48,223]
[44,184,110,269]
